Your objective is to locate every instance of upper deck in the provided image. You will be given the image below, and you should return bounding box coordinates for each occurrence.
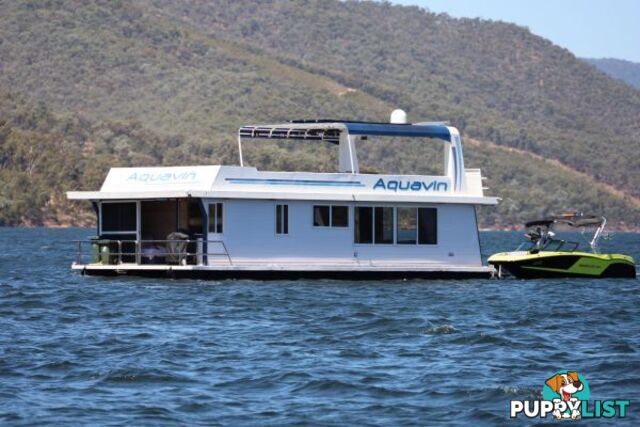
[68,116,499,205]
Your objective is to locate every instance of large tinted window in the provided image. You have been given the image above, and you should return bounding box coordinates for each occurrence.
[397,208,417,244]
[418,208,438,245]
[355,206,437,245]
[354,207,373,243]
[331,206,349,227]
[374,207,394,244]
[101,202,136,232]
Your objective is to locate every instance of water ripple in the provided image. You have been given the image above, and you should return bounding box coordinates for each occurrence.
[0,228,638,425]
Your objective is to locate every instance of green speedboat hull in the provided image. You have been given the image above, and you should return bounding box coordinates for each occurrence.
[488,251,636,279]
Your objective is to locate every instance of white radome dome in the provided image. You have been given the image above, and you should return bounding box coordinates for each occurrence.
[390,109,407,124]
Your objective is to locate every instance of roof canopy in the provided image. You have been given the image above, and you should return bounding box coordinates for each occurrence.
[238,120,452,144]
[525,214,604,228]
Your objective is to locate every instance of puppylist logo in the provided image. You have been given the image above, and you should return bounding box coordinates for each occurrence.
[510,370,630,420]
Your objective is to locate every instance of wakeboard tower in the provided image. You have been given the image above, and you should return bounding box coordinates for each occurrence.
[488,213,636,279]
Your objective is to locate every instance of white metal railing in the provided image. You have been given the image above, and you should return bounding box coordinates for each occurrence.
[73,239,232,266]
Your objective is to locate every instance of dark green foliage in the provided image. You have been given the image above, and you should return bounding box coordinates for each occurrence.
[156,0,640,196]
[0,0,638,227]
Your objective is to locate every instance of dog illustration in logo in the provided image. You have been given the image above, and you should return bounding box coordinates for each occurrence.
[545,371,583,419]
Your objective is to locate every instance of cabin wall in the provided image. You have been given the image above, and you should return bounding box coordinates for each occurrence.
[204,199,482,267]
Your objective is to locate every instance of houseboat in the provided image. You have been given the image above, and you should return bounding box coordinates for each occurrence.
[68,111,499,279]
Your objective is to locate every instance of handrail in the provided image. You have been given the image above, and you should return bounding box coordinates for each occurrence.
[73,238,232,266]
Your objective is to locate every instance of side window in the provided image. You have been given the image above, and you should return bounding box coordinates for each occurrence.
[397,208,417,244]
[418,208,437,245]
[354,207,373,243]
[313,205,330,227]
[208,203,223,233]
[276,204,289,235]
[331,206,349,227]
[314,205,349,227]
[101,202,137,233]
[355,206,436,245]
[374,207,394,244]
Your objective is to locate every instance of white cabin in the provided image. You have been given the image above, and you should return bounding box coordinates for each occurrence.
[68,118,499,279]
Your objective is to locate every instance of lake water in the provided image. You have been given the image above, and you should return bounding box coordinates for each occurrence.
[0,228,638,425]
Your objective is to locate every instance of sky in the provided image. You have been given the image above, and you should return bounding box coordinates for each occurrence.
[392,0,640,62]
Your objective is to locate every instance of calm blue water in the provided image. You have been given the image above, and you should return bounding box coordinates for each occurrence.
[0,228,638,426]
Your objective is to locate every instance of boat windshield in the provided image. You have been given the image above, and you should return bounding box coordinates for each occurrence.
[517,238,580,253]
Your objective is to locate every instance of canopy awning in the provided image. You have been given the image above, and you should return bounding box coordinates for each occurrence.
[525,215,604,228]
[238,120,452,144]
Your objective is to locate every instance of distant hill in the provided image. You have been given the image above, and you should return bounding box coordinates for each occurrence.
[583,58,640,88]
[0,0,639,228]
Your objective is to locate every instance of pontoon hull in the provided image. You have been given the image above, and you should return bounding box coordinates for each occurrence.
[72,263,495,280]
[488,251,636,279]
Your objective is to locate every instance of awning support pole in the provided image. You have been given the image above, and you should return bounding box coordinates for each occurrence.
[237,132,244,167]
[338,132,359,174]
[445,126,466,193]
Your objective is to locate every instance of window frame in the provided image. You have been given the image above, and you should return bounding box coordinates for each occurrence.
[312,205,331,227]
[275,203,289,236]
[354,205,375,244]
[354,205,438,246]
[331,205,349,228]
[396,207,418,245]
[373,206,395,244]
[312,205,349,228]
[417,207,438,245]
[208,202,224,234]
[99,201,139,235]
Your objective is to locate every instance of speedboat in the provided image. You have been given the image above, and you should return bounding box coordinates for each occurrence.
[488,214,636,278]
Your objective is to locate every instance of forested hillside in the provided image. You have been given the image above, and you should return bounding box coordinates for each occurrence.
[0,0,639,228]
[583,58,640,89]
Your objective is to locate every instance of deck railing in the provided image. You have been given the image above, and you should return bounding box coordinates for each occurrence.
[73,239,232,266]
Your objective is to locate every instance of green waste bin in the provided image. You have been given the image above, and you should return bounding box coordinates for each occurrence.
[89,236,100,264]
[99,240,118,265]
